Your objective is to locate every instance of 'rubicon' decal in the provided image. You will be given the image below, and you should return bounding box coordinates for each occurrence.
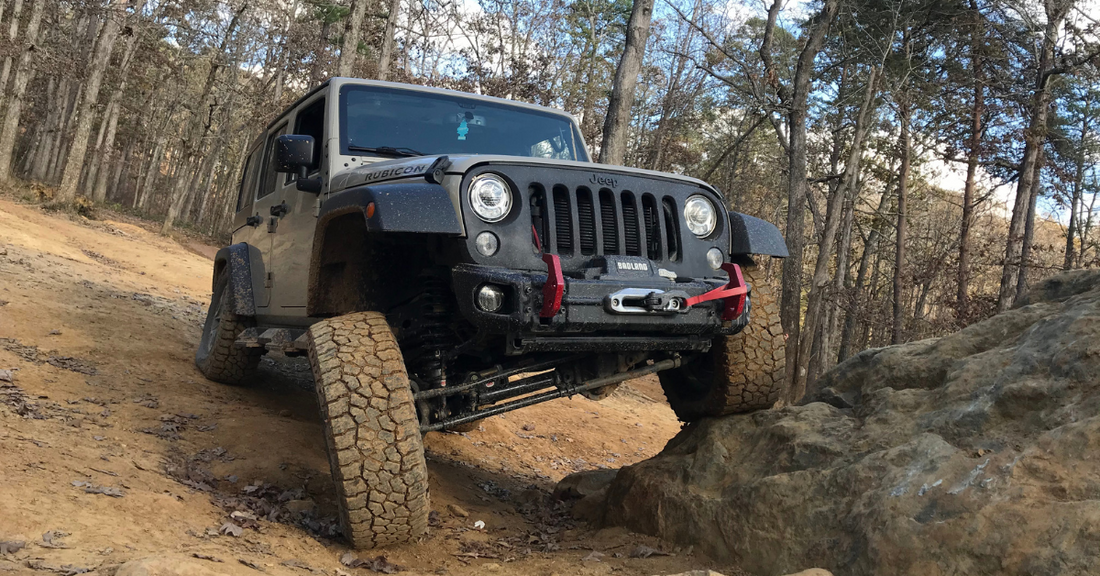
[362,163,432,183]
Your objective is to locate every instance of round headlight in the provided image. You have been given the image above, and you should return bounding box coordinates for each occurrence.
[684,195,717,237]
[469,174,512,223]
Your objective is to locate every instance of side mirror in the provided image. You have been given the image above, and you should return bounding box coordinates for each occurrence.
[274,134,314,173]
[275,134,322,194]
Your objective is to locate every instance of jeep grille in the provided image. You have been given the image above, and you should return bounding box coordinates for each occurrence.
[530,183,682,263]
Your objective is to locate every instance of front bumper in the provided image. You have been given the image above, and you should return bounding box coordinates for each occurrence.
[452,259,749,354]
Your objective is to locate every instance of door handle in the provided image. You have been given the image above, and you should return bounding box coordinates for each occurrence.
[270,202,289,218]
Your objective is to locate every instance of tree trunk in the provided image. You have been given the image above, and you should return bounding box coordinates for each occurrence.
[85,99,113,194]
[312,20,331,87]
[892,97,911,345]
[91,11,141,202]
[162,4,244,234]
[20,119,41,175]
[49,83,83,184]
[110,138,133,203]
[56,0,123,203]
[578,19,600,141]
[958,0,984,318]
[336,0,369,77]
[997,0,1072,311]
[794,65,877,396]
[137,140,163,210]
[759,0,839,402]
[597,0,655,166]
[1064,95,1089,270]
[0,0,24,93]
[0,0,43,182]
[24,74,54,178]
[377,0,401,80]
[838,174,894,362]
[807,63,851,383]
[1017,147,1045,296]
[823,176,856,368]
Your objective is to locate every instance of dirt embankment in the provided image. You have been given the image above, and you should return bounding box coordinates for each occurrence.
[0,196,727,576]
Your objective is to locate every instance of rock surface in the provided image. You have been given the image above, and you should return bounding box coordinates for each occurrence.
[553,468,618,500]
[599,270,1100,576]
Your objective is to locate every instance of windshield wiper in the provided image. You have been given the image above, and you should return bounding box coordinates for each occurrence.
[348,145,426,158]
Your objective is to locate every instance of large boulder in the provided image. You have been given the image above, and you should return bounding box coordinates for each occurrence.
[600,271,1100,576]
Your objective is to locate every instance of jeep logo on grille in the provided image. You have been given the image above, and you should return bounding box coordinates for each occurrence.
[590,174,619,188]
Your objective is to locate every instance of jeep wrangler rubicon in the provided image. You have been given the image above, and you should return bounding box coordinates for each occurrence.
[196,77,789,548]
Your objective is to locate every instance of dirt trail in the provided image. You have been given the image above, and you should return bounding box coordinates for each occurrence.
[0,196,737,575]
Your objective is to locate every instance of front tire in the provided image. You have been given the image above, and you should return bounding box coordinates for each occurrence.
[195,267,261,385]
[659,264,785,421]
[307,312,429,548]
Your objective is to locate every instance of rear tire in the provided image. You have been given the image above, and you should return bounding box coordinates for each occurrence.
[195,267,261,385]
[307,312,429,548]
[659,264,785,421]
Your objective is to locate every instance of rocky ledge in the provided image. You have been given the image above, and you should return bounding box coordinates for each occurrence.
[573,270,1100,576]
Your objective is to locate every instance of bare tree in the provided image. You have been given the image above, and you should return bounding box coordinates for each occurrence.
[759,0,840,401]
[56,0,123,203]
[598,0,655,165]
[997,0,1075,310]
[337,0,369,77]
[378,0,402,80]
[0,0,43,182]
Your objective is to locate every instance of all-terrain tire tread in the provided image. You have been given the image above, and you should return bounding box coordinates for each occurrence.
[307,311,429,549]
[196,272,261,385]
[710,268,785,415]
[659,265,785,420]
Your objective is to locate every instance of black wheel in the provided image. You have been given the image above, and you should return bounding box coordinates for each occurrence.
[307,312,429,548]
[659,265,786,421]
[195,267,261,385]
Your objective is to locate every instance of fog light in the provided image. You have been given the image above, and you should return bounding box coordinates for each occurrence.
[706,247,724,270]
[476,284,505,312]
[475,231,499,256]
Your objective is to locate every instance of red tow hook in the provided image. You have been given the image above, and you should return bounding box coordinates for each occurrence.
[684,263,748,321]
[540,253,564,318]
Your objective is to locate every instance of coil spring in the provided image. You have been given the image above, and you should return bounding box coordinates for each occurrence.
[408,275,457,389]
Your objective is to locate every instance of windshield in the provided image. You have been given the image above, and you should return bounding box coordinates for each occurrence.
[339,84,588,162]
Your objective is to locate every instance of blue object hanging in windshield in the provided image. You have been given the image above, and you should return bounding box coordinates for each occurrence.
[457,119,469,141]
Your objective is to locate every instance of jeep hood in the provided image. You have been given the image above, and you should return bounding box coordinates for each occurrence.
[327,155,717,195]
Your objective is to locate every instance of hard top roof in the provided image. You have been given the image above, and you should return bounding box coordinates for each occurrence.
[265,77,578,132]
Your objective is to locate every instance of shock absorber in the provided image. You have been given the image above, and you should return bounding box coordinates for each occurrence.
[407,274,458,390]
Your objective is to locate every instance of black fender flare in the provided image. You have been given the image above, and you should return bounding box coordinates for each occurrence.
[316,182,464,236]
[212,243,257,316]
[307,182,464,317]
[728,212,789,258]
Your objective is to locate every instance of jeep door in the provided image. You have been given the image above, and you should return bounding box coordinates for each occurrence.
[267,91,327,317]
[249,121,289,315]
[230,138,270,308]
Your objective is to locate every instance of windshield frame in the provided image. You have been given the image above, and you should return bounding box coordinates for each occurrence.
[337,83,590,162]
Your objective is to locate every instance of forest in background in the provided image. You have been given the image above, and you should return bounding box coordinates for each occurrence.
[0,0,1096,397]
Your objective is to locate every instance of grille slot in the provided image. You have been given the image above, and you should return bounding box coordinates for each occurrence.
[642,194,661,261]
[621,192,641,256]
[663,198,680,261]
[599,189,619,255]
[529,184,548,252]
[577,187,596,255]
[552,185,573,256]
